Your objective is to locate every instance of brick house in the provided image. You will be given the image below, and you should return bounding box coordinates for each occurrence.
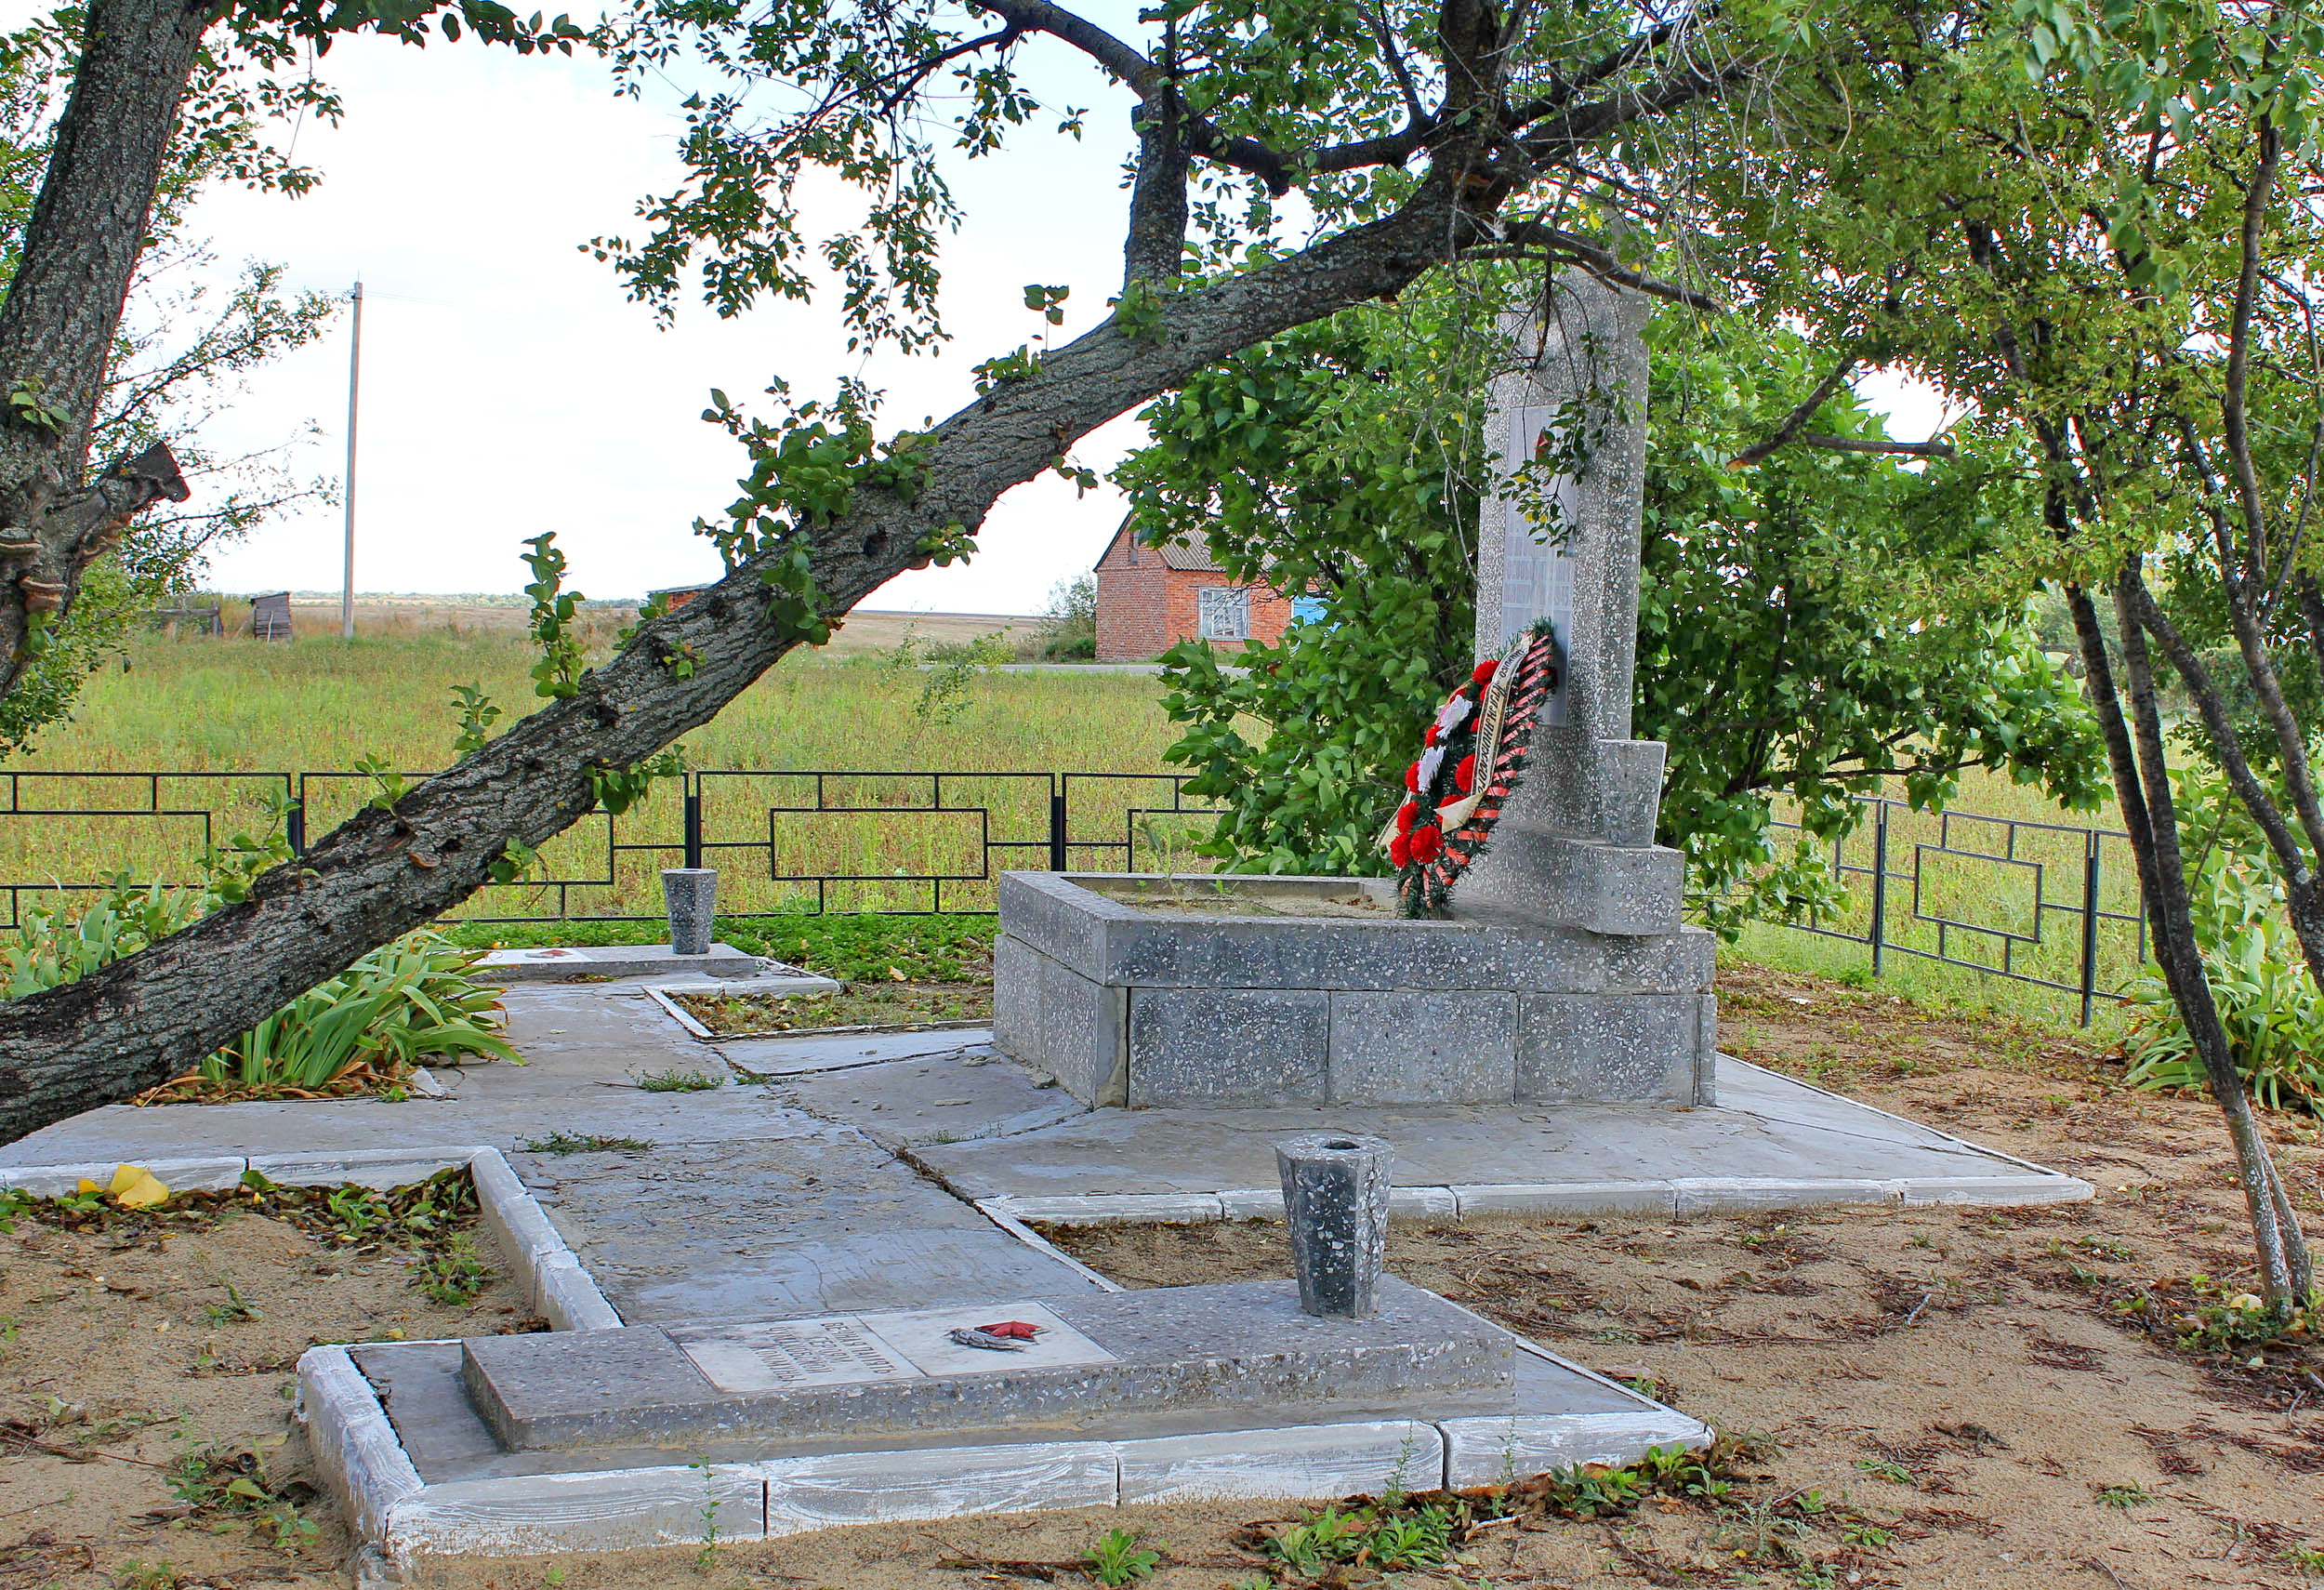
[1092,520,1296,662]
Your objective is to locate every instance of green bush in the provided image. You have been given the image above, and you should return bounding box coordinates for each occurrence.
[189,932,518,1097]
[2,875,515,1100]
[2,876,196,1000]
[2122,861,2324,1115]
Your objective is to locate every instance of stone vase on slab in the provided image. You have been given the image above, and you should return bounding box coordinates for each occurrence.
[660,868,717,957]
[1274,1132,1393,1319]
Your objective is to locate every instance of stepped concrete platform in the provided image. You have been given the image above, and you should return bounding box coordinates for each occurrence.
[461,1279,1510,1451]
[7,975,2086,1565]
[308,1299,1704,1558]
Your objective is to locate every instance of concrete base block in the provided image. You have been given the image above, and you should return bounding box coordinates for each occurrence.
[758,1442,1118,1535]
[1118,1421,1442,1504]
[1440,1408,1710,1487]
[386,1464,767,1557]
[1671,1177,1896,1215]
[995,873,1717,1111]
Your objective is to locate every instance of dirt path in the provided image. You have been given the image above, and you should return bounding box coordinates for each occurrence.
[0,1179,528,1590]
[7,964,2322,1588]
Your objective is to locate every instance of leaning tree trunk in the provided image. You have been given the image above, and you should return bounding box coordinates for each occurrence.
[0,0,206,688]
[2068,577,2310,1304]
[0,186,1472,1143]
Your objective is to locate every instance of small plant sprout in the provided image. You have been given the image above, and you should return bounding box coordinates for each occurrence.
[1084,1528,1163,1585]
[1853,1457,1913,1484]
[631,1067,727,1093]
[2096,1483,2156,1510]
[691,1456,721,1569]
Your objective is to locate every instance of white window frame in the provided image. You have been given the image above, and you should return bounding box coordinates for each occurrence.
[1196,586,1251,642]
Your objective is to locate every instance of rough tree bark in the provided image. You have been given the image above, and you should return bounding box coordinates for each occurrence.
[0,185,1489,1140]
[0,0,205,688]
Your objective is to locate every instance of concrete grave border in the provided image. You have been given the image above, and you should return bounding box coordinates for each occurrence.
[304,1338,1710,1565]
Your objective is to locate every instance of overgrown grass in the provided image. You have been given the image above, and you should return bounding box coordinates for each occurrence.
[11,630,1178,774]
[441,912,997,982]
[1,632,1188,922]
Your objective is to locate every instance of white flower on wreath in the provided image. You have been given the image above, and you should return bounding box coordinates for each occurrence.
[1434,694,1473,735]
[1418,745,1446,790]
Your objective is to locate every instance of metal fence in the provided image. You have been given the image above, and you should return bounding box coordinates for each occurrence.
[0,766,1228,927]
[0,767,2146,1024]
[1768,797,2146,1026]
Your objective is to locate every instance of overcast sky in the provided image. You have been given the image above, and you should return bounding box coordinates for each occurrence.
[155,14,1152,613]
[73,8,1941,614]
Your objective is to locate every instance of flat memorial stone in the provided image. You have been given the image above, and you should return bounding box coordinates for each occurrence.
[476,943,773,984]
[459,1278,1512,1451]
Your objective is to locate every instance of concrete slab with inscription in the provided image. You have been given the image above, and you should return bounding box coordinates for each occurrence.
[460,1279,1511,1451]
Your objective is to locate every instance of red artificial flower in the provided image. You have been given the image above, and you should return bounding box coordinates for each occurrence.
[1408,824,1444,863]
[1424,722,1441,747]
[1395,801,1419,834]
[1404,761,1420,792]
[1455,753,1476,793]
[1472,658,1499,688]
[1388,832,1413,868]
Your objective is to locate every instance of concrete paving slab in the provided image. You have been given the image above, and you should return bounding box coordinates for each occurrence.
[909,1055,2090,1214]
[512,1131,1107,1322]
[761,1048,1087,1149]
[1116,1420,1440,1504]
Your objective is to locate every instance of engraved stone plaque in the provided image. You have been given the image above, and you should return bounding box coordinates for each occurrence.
[674,1301,1116,1394]
[680,1317,923,1392]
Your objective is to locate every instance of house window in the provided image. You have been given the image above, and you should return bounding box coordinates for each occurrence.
[1196,586,1250,641]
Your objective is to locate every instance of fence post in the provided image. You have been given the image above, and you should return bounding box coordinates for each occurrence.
[682,781,704,871]
[1049,777,1069,871]
[285,776,305,856]
[1868,800,1888,978]
[2080,834,2101,1028]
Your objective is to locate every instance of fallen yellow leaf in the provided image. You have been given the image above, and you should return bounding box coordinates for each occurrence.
[107,1164,143,1195]
[887,966,906,982]
[113,1171,170,1209]
[76,1179,99,1195]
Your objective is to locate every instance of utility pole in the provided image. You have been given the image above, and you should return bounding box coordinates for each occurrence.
[342,279,363,642]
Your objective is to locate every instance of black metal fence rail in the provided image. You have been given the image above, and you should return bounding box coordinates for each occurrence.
[1767,797,2146,1026]
[1,768,2147,1023]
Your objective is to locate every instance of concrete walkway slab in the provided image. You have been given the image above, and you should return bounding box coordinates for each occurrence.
[905,1052,2088,1215]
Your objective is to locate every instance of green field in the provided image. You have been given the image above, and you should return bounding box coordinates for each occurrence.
[0,624,2146,1036]
[1,628,1195,921]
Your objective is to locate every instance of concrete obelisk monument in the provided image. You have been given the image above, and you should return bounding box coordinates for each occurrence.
[1453,273,1685,938]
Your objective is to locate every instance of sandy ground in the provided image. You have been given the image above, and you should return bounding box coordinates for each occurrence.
[8,964,2323,1587]
[0,1187,526,1589]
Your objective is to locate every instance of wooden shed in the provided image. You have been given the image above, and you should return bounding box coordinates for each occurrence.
[1091,521,1295,663]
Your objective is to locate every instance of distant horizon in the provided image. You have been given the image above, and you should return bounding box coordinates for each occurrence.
[223,591,1046,619]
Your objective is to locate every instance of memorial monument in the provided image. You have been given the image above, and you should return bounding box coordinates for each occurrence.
[994,272,1718,1108]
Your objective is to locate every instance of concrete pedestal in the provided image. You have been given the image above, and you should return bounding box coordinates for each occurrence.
[992,872,1715,1109]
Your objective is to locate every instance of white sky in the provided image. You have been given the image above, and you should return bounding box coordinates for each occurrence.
[30,6,1947,611]
[156,15,1153,612]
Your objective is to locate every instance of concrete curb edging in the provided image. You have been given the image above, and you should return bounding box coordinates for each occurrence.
[287,1361,1709,1564]
[978,1166,2093,1228]
[0,1145,621,1334]
[297,1345,426,1545]
[467,1146,623,1331]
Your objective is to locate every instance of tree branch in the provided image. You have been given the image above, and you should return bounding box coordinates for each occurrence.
[1727,352,1859,467]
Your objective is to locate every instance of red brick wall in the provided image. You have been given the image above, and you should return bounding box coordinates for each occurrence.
[1094,536,1295,662]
